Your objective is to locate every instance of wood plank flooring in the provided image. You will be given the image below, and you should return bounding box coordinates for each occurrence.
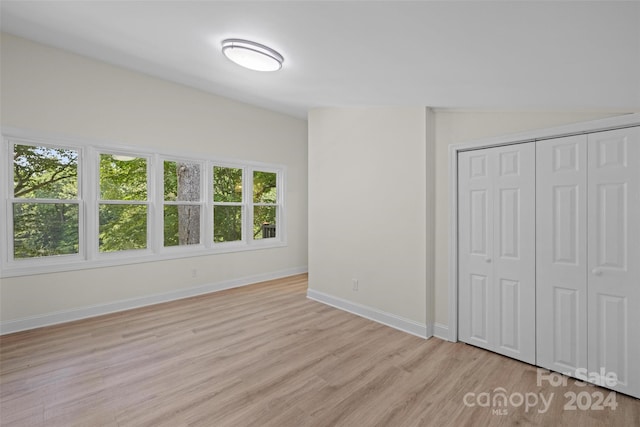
[1,274,638,426]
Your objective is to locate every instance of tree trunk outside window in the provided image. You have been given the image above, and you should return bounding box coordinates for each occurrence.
[177,163,200,245]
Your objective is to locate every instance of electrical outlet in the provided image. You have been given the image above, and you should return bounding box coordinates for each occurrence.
[191,269,198,278]
[352,278,359,291]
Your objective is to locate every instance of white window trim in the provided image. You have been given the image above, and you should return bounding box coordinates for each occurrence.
[249,167,285,245]
[7,138,85,264]
[1,127,287,278]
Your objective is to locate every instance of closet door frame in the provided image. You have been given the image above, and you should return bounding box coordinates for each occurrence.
[448,113,640,343]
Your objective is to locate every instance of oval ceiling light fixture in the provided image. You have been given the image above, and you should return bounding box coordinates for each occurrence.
[221,39,284,72]
[112,154,137,161]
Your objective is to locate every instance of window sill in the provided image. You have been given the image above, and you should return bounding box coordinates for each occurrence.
[0,240,287,278]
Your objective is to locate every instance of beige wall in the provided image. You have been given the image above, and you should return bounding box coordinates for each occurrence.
[308,107,432,326]
[433,111,629,327]
[307,107,625,333]
[0,34,308,325]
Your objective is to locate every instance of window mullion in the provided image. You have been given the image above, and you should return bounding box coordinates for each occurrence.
[246,166,253,244]
[3,201,9,264]
[203,161,212,249]
[1,140,11,266]
[202,162,215,249]
[76,146,84,261]
[146,154,155,253]
[278,168,286,243]
[85,146,98,261]
[98,200,151,205]
[152,153,163,254]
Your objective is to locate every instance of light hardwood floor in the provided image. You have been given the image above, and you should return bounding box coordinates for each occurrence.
[1,274,638,426]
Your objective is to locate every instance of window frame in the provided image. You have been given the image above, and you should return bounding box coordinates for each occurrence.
[250,167,284,245]
[1,128,287,278]
[212,163,246,247]
[7,138,85,265]
[96,150,153,257]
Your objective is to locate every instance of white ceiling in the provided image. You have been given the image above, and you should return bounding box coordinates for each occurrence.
[1,1,639,118]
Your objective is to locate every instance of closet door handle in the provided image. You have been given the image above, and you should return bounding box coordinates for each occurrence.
[592,268,603,276]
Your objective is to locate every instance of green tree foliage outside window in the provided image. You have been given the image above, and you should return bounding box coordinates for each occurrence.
[13,203,79,258]
[100,155,147,201]
[99,204,147,252]
[12,144,79,258]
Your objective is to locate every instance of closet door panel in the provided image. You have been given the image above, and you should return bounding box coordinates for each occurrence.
[536,135,588,373]
[459,150,494,350]
[587,127,640,398]
[493,144,535,363]
[459,143,535,364]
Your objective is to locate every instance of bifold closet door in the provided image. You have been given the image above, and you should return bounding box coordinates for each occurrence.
[458,143,535,364]
[536,135,588,374]
[587,127,640,398]
[537,127,639,398]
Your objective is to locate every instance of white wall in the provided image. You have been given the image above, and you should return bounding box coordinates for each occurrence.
[432,111,631,328]
[0,34,308,330]
[308,107,433,334]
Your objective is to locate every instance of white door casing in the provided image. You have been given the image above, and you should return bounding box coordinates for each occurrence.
[458,143,536,364]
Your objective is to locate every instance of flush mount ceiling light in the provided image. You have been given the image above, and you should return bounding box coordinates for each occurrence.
[221,39,283,72]
[112,155,136,161]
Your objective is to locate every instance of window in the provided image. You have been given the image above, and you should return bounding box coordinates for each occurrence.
[98,153,149,253]
[213,166,243,243]
[163,160,202,247]
[1,130,286,277]
[11,142,80,259]
[253,170,278,240]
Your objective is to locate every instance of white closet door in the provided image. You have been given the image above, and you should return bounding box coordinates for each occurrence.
[587,127,640,398]
[536,135,588,374]
[459,143,536,364]
[459,149,494,351]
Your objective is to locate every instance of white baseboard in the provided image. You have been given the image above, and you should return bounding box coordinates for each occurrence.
[0,266,308,335]
[433,322,450,340]
[307,289,431,339]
